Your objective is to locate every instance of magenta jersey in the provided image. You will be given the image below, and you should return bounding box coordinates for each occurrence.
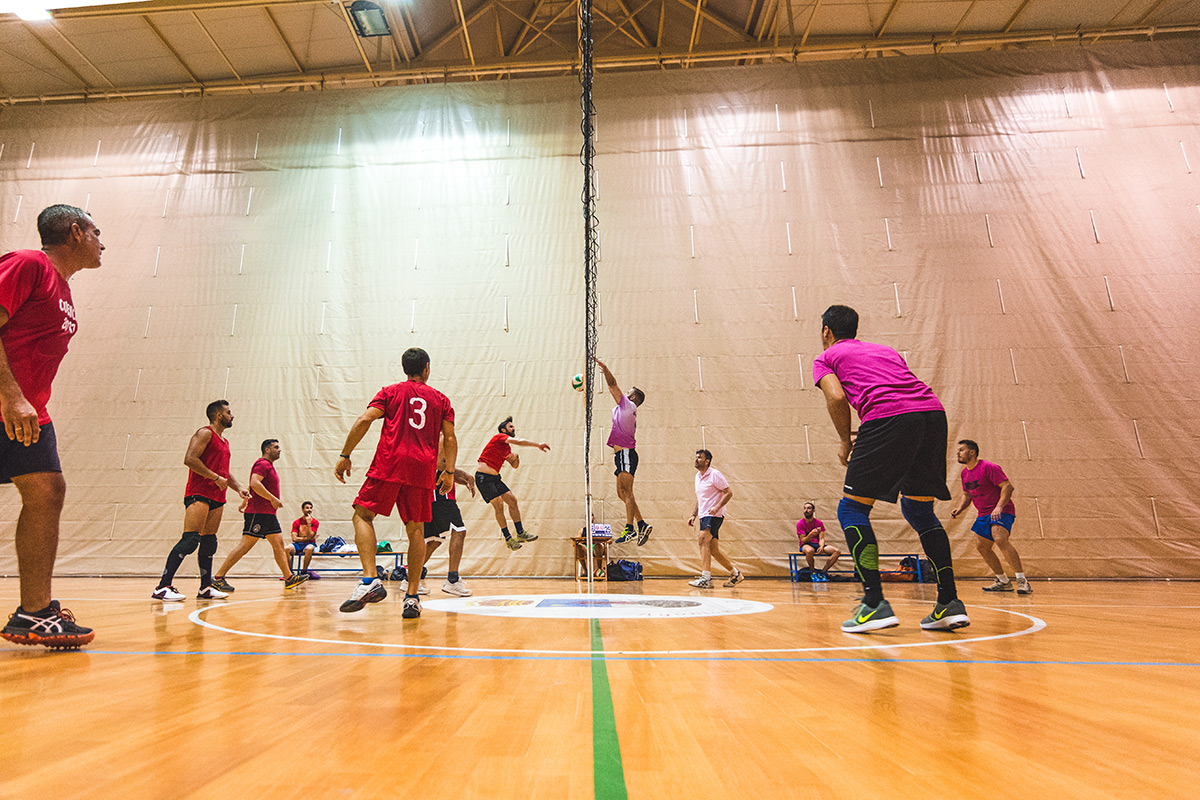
[812,339,943,423]
[607,395,637,449]
[961,460,1016,516]
[0,250,76,426]
[366,379,455,488]
[244,457,280,515]
[796,517,826,545]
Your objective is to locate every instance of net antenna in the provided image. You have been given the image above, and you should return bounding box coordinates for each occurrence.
[579,0,599,592]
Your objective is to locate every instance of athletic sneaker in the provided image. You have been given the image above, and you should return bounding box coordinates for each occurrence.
[920,599,971,631]
[1,600,94,649]
[152,585,185,602]
[284,572,310,590]
[688,575,713,588]
[615,524,636,544]
[516,530,539,543]
[211,577,235,592]
[1016,578,1033,595]
[197,585,229,600]
[339,579,387,613]
[505,538,523,551]
[841,598,900,633]
[400,581,430,596]
[724,570,745,587]
[442,579,472,597]
[982,578,1014,592]
[636,522,652,546]
[402,596,421,619]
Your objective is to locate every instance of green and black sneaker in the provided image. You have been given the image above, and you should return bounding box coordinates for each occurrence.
[841,598,900,633]
[614,524,637,544]
[920,598,971,631]
[516,530,539,543]
[210,577,235,593]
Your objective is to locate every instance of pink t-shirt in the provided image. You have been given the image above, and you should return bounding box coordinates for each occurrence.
[244,457,280,515]
[812,339,943,423]
[694,467,730,518]
[0,250,76,426]
[796,517,826,545]
[366,380,454,488]
[961,460,1016,516]
[606,395,637,449]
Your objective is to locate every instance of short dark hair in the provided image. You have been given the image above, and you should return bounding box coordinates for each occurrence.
[498,416,514,433]
[205,400,229,422]
[402,347,430,377]
[958,439,980,455]
[629,387,645,406]
[696,448,713,462]
[261,438,279,454]
[301,501,313,509]
[37,204,89,247]
[821,305,859,340]
[803,501,815,510]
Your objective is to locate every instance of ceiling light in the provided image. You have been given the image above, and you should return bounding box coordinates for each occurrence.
[348,0,390,37]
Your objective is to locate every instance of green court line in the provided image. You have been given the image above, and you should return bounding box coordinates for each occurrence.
[590,618,629,800]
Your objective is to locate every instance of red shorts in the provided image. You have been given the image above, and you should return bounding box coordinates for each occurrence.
[354,477,433,523]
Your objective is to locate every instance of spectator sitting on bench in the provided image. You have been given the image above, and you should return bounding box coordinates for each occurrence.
[797,502,840,576]
[289,501,320,577]
[577,517,611,578]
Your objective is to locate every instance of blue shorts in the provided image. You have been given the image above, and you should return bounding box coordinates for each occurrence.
[699,516,724,539]
[972,513,1015,540]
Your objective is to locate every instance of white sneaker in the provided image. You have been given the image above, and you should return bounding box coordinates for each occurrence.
[1016,579,1033,595]
[152,585,185,602]
[399,581,431,596]
[688,576,713,588]
[442,579,472,597]
[197,585,229,599]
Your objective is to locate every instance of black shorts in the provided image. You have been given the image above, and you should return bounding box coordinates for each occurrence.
[843,410,951,503]
[184,495,225,510]
[243,513,283,538]
[0,421,62,484]
[425,498,465,539]
[699,516,724,539]
[613,448,638,476]
[476,472,510,503]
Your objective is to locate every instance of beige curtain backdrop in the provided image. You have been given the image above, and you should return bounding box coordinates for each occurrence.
[0,41,1197,579]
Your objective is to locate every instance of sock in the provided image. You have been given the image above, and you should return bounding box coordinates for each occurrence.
[501,527,511,540]
[838,497,883,606]
[514,521,525,535]
[702,570,711,579]
[1015,572,1026,581]
[447,571,460,583]
[996,573,1010,582]
[421,566,427,579]
[362,577,375,585]
[900,497,958,605]
[197,535,218,588]
[159,532,201,588]
[405,593,419,600]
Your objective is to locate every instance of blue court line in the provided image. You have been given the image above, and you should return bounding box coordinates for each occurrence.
[36,650,1200,666]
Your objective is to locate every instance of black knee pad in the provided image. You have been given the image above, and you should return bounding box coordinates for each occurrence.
[198,535,218,557]
[175,532,202,556]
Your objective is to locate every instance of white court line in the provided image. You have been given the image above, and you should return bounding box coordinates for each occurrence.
[188,595,1047,656]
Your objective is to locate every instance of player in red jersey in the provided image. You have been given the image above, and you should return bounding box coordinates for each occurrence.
[152,401,250,602]
[474,416,550,550]
[335,348,456,619]
[0,205,102,649]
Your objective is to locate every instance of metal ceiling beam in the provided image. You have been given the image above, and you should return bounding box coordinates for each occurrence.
[875,0,901,38]
[191,10,242,81]
[425,0,494,56]
[506,0,548,57]
[1135,0,1171,25]
[48,24,117,87]
[799,0,822,46]
[453,0,478,66]
[334,0,376,76]
[950,0,979,37]
[670,0,755,42]
[4,22,1200,105]
[1002,0,1032,33]
[508,1,575,56]
[595,0,656,47]
[48,0,326,20]
[142,14,201,83]
[593,4,650,47]
[610,0,652,46]
[263,6,305,72]
[23,24,92,89]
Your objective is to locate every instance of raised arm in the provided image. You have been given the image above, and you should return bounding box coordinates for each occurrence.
[817,373,855,466]
[508,437,550,452]
[335,406,384,483]
[594,357,624,406]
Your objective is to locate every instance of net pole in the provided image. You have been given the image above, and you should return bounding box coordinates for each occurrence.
[579,0,598,593]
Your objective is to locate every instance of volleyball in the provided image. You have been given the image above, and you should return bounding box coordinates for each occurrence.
[572,374,584,391]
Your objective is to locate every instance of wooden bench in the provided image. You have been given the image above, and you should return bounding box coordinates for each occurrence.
[788,552,922,582]
[290,549,405,576]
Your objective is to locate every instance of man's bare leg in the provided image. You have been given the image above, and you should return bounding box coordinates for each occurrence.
[11,472,65,612]
[352,506,378,579]
[447,530,465,574]
[993,528,1025,574]
[803,546,816,570]
[823,546,841,571]
[709,539,734,572]
[215,535,258,580]
[266,533,294,578]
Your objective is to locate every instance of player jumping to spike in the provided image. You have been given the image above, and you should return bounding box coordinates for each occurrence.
[595,358,650,545]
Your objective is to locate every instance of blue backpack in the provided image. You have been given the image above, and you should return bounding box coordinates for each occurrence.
[319,536,345,553]
[607,559,643,581]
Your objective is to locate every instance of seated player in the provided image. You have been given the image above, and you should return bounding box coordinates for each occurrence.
[288,501,320,577]
[796,502,841,576]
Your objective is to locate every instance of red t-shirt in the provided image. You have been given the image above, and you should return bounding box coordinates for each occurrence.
[183,426,231,502]
[244,457,280,515]
[365,379,454,488]
[292,516,320,540]
[477,433,512,471]
[0,250,77,426]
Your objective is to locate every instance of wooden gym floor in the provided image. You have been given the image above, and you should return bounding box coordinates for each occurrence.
[0,576,1197,799]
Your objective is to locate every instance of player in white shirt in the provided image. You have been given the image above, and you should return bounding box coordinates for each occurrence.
[687,449,745,588]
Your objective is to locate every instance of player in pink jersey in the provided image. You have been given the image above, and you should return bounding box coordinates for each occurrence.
[210,439,310,593]
[335,348,456,619]
[814,304,967,634]
[686,449,744,588]
[796,502,841,575]
[474,416,550,550]
[595,358,651,545]
[153,401,250,602]
[950,439,1032,594]
[0,205,101,649]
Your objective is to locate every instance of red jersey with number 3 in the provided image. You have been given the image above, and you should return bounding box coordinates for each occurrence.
[365,380,454,488]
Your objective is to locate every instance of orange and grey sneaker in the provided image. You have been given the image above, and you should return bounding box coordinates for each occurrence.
[920,599,971,631]
[842,598,900,633]
[284,572,310,590]
[723,569,745,587]
[1,600,94,650]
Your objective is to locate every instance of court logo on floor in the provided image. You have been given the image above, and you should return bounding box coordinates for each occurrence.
[422,593,773,619]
